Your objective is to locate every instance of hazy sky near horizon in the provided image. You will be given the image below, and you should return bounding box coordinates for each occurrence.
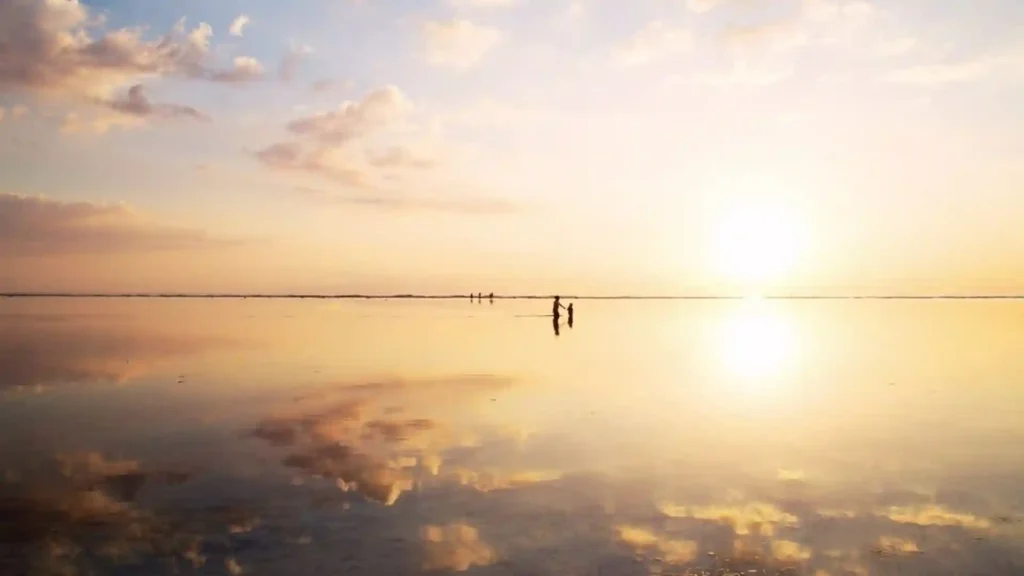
[1,0,1023,294]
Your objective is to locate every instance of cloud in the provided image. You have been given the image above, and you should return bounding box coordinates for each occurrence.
[700,0,876,87]
[285,85,410,144]
[448,468,562,492]
[229,14,250,37]
[256,142,378,189]
[421,523,496,572]
[772,539,812,561]
[283,443,416,505]
[209,56,265,83]
[102,84,209,122]
[658,501,800,536]
[256,86,513,210]
[0,0,263,100]
[421,20,503,69]
[877,504,992,529]
[616,525,699,564]
[709,0,876,82]
[249,374,521,505]
[612,22,692,67]
[0,193,234,256]
[873,536,921,557]
[279,45,314,82]
[253,86,418,189]
[0,451,198,575]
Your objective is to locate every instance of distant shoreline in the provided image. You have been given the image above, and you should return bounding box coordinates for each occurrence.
[2,294,1024,300]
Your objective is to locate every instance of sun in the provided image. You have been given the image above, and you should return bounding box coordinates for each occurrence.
[713,203,805,288]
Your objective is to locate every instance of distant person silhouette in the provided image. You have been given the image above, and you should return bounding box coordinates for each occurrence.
[478,292,483,303]
[567,303,574,328]
[489,292,494,304]
[552,295,566,320]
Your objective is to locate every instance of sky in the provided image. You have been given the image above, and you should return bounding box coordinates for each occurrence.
[1,0,1023,295]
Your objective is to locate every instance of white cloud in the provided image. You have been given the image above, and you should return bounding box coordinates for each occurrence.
[612,22,692,67]
[210,57,265,83]
[421,20,503,69]
[229,14,250,38]
[0,0,263,99]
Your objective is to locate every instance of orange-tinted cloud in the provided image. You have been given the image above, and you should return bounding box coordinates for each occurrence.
[616,525,699,563]
[0,193,236,256]
[0,452,196,574]
[420,523,496,571]
[250,374,524,505]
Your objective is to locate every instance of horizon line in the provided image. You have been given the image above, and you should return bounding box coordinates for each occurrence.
[3,293,1024,300]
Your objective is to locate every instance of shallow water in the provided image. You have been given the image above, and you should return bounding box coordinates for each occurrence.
[1,297,1023,575]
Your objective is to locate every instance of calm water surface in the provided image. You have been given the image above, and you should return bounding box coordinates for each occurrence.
[1,297,1023,575]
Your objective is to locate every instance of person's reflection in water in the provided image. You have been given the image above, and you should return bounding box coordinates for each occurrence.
[552,315,560,336]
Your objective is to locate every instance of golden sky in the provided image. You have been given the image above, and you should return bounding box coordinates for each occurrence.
[2,0,1023,295]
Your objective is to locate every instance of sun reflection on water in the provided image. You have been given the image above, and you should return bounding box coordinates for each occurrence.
[714,299,799,388]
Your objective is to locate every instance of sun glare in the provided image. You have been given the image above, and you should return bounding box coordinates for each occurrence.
[715,300,798,386]
[713,204,805,289]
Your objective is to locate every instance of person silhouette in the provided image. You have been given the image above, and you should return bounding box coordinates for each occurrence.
[567,303,574,328]
[552,295,566,320]
[489,292,494,304]
[552,315,560,336]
